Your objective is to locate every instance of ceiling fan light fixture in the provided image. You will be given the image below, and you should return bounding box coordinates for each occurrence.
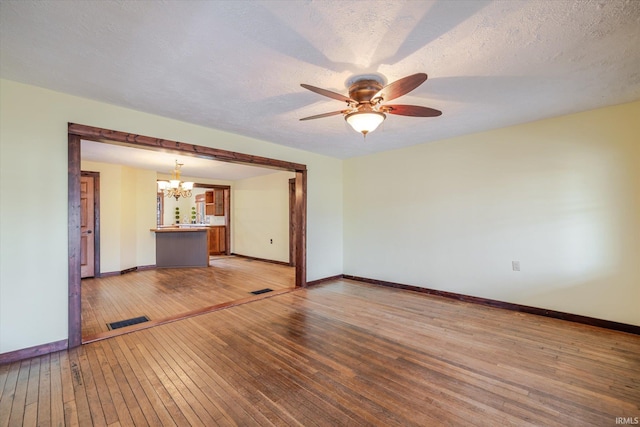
[345,111,386,136]
[300,73,439,135]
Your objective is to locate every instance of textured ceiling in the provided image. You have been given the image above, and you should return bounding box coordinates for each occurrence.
[1,0,639,159]
[81,140,279,181]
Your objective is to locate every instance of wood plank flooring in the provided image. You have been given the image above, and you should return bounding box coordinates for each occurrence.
[81,256,295,339]
[2,279,639,426]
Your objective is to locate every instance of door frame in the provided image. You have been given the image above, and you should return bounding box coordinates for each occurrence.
[289,178,296,267]
[80,171,100,278]
[68,123,307,348]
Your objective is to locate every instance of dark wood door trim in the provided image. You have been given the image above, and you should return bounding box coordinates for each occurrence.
[68,134,82,349]
[294,170,307,287]
[68,123,307,349]
[289,178,296,267]
[223,188,231,255]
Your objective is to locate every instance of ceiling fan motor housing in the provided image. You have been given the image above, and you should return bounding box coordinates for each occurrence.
[348,79,384,103]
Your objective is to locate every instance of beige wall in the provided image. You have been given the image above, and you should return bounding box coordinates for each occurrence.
[81,160,157,273]
[233,171,295,263]
[135,169,157,268]
[344,101,640,326]
[82,161,122,273]
[0,79,343,353]
[2,75,636,355]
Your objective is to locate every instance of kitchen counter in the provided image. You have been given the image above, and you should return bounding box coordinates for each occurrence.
[150,227,209,268]
[150,227,210,232]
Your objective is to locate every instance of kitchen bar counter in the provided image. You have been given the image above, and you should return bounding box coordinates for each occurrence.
[150,227,209,268]
[150,227,210,232]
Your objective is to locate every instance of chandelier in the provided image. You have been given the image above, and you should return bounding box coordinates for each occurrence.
[157,160,194,200]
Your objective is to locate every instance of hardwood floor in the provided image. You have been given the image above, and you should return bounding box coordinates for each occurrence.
[2,279,639,426]
[81,256,295,340]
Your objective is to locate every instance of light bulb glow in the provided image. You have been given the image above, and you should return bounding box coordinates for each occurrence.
[345,111,386,135]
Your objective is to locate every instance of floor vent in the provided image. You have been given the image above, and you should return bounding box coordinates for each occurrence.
[107,316,150,330]
[250,288,273,295]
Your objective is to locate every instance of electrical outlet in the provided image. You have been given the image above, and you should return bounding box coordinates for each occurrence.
[512,261,520,271]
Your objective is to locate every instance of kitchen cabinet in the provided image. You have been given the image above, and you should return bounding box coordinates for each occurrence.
[208,226,226,255]
[205,189,225,216]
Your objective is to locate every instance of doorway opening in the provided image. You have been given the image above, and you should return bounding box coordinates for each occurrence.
[170,183,232,256]
[68,123,307,348]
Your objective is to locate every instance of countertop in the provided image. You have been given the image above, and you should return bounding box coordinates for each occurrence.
[150,227,210,233]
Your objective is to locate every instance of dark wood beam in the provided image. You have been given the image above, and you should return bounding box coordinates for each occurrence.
[68,123,307,172]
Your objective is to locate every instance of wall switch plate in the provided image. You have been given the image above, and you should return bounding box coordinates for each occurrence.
[512,261,520,271]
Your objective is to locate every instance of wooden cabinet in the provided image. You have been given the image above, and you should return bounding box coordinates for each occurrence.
[205,189,225,216]
[208,226,226,255]
[205,191,213,215]
[214,189,224,216]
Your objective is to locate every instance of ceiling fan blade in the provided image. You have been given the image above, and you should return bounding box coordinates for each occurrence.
[299,110,346,121]
[300,84,355,103]
[383,105,442,117]
[373,73,428,102]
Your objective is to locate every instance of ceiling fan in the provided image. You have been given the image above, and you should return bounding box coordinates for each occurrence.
[300,73,442,136]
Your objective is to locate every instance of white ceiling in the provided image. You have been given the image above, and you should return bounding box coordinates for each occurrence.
[1,1,639,159]
[81,140,279,181]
